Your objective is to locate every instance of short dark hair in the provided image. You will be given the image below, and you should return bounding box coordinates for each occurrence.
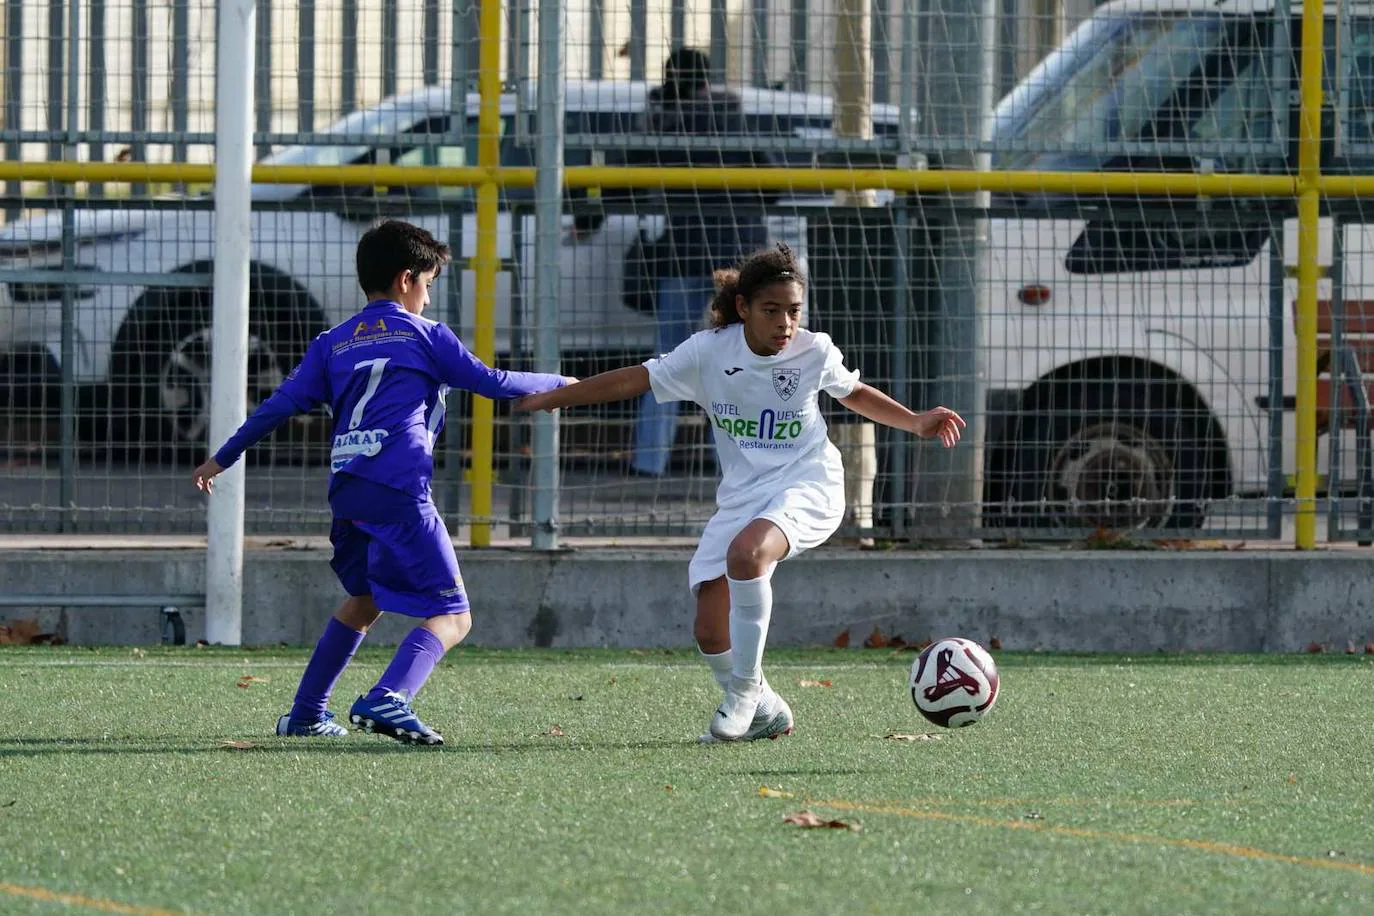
[664,47,711,92]
[708,243,806,328]
[355,220,452,296]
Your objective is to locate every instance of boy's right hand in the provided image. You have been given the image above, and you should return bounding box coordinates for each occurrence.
[192,458,225,493]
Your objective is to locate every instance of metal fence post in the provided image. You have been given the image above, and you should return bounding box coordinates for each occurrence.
[470,0,504,547]
[59,0,80,533]
[1267,220,1285,539]
[532,0,566,551]
[1293,0,1324,549]
[206,0,257,646]
[916,0,991,534]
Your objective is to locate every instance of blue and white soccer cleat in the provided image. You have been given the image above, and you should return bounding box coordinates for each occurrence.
[275,710,349,737]
[349,693,444,746]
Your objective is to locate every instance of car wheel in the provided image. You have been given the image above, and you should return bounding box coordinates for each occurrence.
[112,290,307,459]
[1005,380,1210,531]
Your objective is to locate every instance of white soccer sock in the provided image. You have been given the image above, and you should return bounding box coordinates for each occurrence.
[728,574,774,683]
[700,648,733,690]
[702,647,778,717]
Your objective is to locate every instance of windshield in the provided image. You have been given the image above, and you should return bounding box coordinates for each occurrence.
[261,102,434,168]
[247,100,441,201]
[991,12,1240,169]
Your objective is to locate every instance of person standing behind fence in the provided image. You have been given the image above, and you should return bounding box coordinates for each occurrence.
[621,48,776,477]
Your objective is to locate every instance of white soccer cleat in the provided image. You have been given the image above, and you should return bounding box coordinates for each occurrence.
[746,692,794,741]
[709,675,764,741]
[698,695,794,744]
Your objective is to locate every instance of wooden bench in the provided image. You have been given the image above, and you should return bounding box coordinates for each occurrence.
[1313,298,1374,431]
[1307,298,1374,537]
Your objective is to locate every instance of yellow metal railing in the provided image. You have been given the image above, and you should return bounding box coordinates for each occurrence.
[0,0,1332,548]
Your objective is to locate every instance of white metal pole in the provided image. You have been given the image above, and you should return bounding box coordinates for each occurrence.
[205,0,256,645]
[532,0,565,550]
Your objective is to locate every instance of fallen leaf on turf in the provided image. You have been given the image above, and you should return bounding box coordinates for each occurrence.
[783,809,861,832]
[798,679,833,688]
[221,741,258,750]
[864,626,889,648]
[877,733,945,742]
[235,675,270,688]
[759,786,795,798]
[833,629,850,648]
[0,619,43,645]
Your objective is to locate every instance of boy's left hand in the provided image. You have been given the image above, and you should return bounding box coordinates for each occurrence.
[911,407,966,447]
[192,458,225,493]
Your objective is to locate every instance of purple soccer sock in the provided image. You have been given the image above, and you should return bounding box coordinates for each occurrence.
[366,627,447,703]
[291,618,366,720]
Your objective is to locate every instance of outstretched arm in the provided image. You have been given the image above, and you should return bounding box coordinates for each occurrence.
[435,326,570,399]
[514,366,651,413]
[193,338,331,492]
[837,383,966,448]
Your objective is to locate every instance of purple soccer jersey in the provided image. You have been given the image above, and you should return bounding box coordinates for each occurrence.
[213,299,565,518]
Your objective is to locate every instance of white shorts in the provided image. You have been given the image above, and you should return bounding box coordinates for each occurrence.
[688,483,844,593]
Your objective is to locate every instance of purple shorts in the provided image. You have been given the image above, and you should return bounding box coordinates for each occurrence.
[329,514,470,617]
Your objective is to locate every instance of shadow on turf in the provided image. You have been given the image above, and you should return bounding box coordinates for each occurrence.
[0,736,703,757]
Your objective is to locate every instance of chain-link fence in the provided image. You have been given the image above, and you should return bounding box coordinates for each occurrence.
[0,0,1365,545]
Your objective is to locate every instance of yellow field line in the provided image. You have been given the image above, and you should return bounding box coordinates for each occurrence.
[0,881,186,915]
[810,799,1374,877]
[830,795,1222,809]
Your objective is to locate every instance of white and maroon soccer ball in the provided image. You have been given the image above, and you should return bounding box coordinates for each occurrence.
[908,637,999,728]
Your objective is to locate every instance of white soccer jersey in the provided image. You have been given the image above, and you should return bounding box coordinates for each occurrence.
[644,324,861,512]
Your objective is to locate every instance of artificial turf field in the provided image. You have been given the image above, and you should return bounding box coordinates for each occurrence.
[0,647,1371,915]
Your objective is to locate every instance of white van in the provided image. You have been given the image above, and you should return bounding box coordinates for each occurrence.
[982,0,1371,531]
[0,83,899,451]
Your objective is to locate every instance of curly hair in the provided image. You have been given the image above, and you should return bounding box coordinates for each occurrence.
[707,243,806,329]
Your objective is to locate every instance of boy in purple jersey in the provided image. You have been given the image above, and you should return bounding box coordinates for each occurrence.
[192,220,570,745]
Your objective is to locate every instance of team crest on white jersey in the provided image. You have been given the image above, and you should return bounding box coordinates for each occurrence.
[772,368,800,401]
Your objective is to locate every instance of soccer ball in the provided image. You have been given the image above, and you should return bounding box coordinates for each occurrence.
[908,637,999,728]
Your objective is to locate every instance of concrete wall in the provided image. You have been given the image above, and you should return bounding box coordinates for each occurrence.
[3,547,1372,652]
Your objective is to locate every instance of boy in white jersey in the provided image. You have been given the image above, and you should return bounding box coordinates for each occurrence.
[515,244,964,741]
